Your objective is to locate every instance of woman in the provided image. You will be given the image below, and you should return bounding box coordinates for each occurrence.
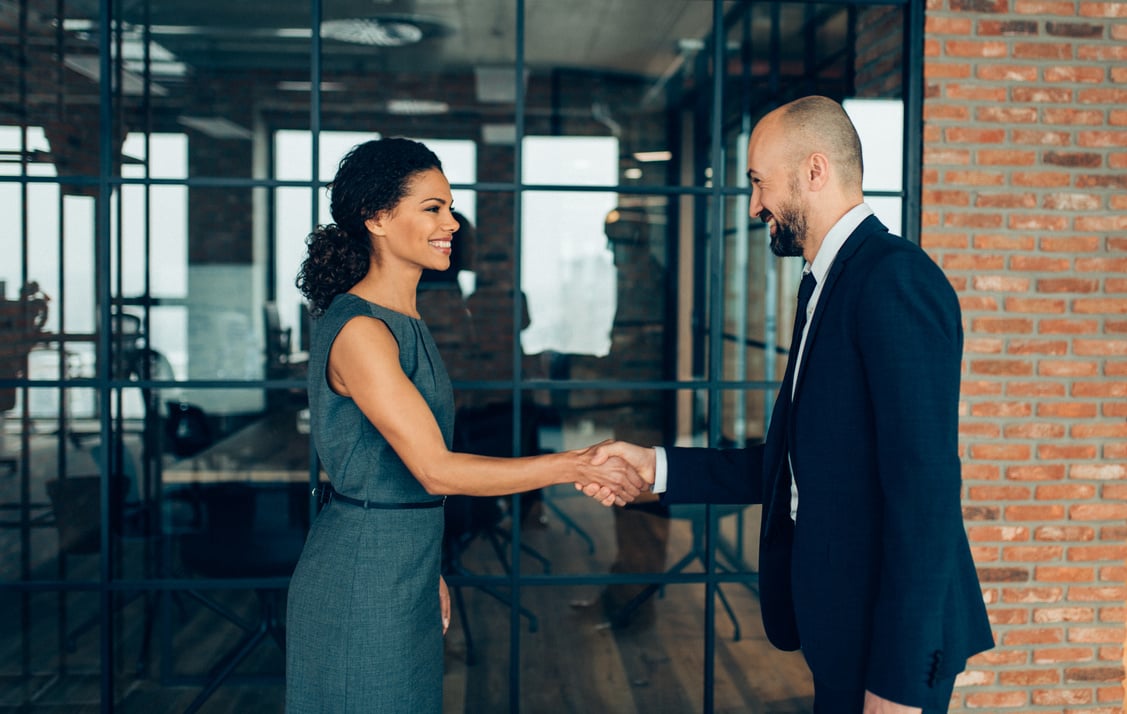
[286,137,642,713]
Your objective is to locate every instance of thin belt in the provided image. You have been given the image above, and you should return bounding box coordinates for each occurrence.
[316,485,445,510]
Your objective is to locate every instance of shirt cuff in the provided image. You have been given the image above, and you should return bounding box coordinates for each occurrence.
[652,446,668,494]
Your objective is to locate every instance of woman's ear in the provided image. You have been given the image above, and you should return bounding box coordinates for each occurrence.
[364,214,385,238]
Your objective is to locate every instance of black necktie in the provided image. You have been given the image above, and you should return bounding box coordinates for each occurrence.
[791,271,816,359]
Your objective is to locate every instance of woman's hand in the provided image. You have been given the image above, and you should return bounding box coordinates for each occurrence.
[439,575,451,636]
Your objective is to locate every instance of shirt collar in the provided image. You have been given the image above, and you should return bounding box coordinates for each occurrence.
[804,202,873,282]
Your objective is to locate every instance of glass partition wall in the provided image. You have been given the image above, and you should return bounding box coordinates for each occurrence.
[0,0,921,711]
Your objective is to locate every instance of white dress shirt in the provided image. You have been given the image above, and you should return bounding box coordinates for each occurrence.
[652,203,875,522]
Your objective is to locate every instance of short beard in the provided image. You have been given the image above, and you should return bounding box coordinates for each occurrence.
[768,200,806,258]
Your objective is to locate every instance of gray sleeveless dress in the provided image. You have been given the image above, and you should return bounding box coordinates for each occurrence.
[286,294,454,713]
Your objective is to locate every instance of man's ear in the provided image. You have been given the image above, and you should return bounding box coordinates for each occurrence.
[806,152,830,192]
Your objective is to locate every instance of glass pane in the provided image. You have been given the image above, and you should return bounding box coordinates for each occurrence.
[320,0,516,179]
[107,0,312,180]
[525,0,717,188]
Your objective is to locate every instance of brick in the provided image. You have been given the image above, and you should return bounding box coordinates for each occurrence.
[979,18,1041,36]
[1004,545,1064,561]
[1077,174,1127,190]
[964,464,1002,483]
[945,212,1004,228]
[973,275,1031,291]
[1041,235,1102,252]
[944,253,1006,270]
[1035,565,1096,582]
[1010,256,1071,272]
[1067,629,1127,644]
[1006,504,1066,520]
[978,566,1032,582]
[1005,422,1065,439]
[1013,41,1074,60]
[1005,627,1064,645]
[971,317,1034,333]
[1038,402,1098,418]
[963,342,1004,356]
[1037,443,1097,459]
[1076,215,1127,231]
[1068,545,1127,561]
[969,485,1032,500]
[1045,107,1106,125]
[945,126,1007,143]
[1080,1,1127,16]
[1035,526,1096,542]
[1012,169,1071,187]
[1008,215,1070,231]
[964,504,1001,520]
[1034,607,1096,623]
[1043,192,1103,210]
[945,39,1009,58]
[1045,65,1107,82]
[1070,586,1127,602]
[927,16,974,34]
[1035,483,1097,499]
[999,668,1060,685]
[942,170,1006,186]
[971,545,999,562]
[1070,503,1127,520]
[952,0,1009,11]
[960,296,1001,311]
[976,105,1041,123]
[960,421,1001,437]
[969,359,1034,376]
[1005,297,1065,312]
[1079,130,1127,148]
[1009,128,1068,145]
[1002,586,1065,602]
[924,147,972,164]
[1066,666,1126,684]
[1039,360,1099,376]
[1043,150,1103,168]
[1047,20,1107,37]
[976,63,1039,81]
[977,192,1038,208]
[1072,423,1127,439]
[963,690,1029,707]
[924,103,970,121]
[1033,647,1095,664]
[1031,688,1093,705]
[1074,339,1127,356]
[1006,380,1066,397]
[1036,278,1100,293]
[1069,463,1127,480]
[1009,461,1068,477]
[991,608,1027,621]
[1078,44,1127,61]
[969,525,1031,541]
[1014,0,1078,13]
[1038,319,1099,334]
[970,401,1032,417]
[1077,257,1127,273]
[1074,298,1127,314]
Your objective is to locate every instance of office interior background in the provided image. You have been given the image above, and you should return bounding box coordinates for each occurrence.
[0,0,1123,711]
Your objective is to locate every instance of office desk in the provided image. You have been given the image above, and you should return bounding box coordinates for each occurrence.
[163,410,316,485]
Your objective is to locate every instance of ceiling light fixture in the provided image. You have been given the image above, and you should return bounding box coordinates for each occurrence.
[321,15,449,47]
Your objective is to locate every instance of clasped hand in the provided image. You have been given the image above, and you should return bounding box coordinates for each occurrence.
[572,439,656,507]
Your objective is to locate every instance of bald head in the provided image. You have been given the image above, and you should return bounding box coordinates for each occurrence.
[765,96,864,193]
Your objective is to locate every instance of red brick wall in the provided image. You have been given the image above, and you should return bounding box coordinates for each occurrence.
[922,1,1127,710]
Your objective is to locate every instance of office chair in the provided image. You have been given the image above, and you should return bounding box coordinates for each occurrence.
[605,504,754,641]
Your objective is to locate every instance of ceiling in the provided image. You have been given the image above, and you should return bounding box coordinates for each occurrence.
[4,0,849,81]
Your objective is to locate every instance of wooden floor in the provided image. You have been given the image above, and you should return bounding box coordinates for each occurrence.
[1,488,814,713]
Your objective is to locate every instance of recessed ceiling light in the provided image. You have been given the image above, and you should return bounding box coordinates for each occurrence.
[633,151,672,162]
[386,99,449,115]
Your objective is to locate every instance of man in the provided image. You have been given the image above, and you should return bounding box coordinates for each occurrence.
[590,96,993,713]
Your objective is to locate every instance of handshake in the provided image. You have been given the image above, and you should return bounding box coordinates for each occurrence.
[570,440,656,507]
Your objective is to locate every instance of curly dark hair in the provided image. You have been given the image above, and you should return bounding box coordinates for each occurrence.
[295,137,444,316]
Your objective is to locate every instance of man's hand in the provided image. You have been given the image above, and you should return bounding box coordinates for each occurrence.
[439,575,451,636]
[572,444,646,506]
[574,440,657,506]
[863,690,922,714]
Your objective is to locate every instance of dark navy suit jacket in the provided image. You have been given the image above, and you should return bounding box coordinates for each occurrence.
[663,215,993,705]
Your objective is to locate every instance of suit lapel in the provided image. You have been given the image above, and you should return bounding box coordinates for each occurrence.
[791,215,882,401]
